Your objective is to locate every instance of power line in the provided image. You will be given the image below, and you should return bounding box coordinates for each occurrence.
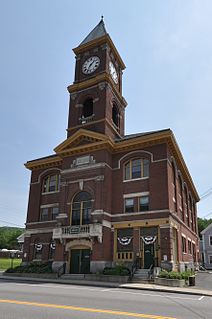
[200,187,212,197]
[0,219,24,228]
[201,212,212,219]
[200,188,212,201]
[201,192,212,201]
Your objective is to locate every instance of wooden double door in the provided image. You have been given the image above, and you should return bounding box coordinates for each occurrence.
[70,249,90,274]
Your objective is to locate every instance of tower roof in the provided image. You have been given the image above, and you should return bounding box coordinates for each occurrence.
[80,18,107,46]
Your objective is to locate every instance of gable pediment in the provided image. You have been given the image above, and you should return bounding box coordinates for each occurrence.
[54,129,111,155]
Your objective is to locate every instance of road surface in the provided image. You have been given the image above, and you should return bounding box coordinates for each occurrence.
[0,279,211,319]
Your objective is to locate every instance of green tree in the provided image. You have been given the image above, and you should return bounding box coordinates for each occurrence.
[0,227,24,249]
[198,218,212,238]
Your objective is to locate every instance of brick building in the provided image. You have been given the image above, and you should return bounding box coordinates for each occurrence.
[23,19,199,274]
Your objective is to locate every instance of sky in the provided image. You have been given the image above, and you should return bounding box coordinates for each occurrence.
[0,0,212,227]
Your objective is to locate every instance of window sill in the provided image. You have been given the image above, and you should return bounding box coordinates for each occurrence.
[123,177,149,183]
[124,210,150,214]
[42,191,60,195]
[26,220,57,225]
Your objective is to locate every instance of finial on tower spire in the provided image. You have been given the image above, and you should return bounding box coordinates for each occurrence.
[101,15,104,21]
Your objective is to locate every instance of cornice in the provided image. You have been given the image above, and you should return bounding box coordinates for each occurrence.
[54,129,109,152]
[67,73,127,107]
[25,129,199,201]
[25,156,62,171]
[114,131,172,153]
[55,140,114,157]
[167,134,200,201]
[73,34,126,70]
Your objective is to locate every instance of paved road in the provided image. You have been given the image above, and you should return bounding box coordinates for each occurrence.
[194,272,212,291]
[0,280,211,319]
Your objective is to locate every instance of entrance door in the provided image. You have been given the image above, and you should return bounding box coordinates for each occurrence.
[70,249,90,274]
[144,243,154,269]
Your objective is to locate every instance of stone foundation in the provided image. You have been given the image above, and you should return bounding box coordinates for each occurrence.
[178,262,195,272]
[90,261,112,273]
[52,261,65,272]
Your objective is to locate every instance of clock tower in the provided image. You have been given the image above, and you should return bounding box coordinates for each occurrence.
[67,18,127,140]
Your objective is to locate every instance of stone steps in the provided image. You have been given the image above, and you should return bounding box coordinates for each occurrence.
[131,269,151,282]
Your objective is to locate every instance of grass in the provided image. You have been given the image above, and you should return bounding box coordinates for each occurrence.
[0,258,22,270]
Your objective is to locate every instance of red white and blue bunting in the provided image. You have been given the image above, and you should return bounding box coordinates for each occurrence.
[141,236,157,245]
[117,237,132,246]
[35,243,42,251]
[50,242,56,250]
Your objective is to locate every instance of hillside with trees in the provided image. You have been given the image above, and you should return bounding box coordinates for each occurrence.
[0,227,24,250]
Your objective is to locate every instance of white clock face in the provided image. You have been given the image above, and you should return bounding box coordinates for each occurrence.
[82,56,100,74]
[109,61,118,84]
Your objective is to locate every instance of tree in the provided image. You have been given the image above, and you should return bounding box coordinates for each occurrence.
[197,218,212,238]
[0,227,24,250]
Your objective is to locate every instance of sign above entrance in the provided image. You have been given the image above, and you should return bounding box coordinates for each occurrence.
[69,226,81,234]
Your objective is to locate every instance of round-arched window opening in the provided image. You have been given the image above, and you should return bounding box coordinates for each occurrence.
[71,191,92,226]
[83,98,93,118]
[112,104,119,128]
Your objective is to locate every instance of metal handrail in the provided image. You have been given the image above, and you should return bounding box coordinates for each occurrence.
[148,264,154,280]
[57,263,66,278]
[130,258,138,280]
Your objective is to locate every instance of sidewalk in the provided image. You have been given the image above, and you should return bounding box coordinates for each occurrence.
[1,272,212,297]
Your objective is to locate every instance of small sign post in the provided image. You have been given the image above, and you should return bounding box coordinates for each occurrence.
[10,252,15,268]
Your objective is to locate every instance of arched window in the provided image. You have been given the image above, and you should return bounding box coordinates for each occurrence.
[82,98,93,118]
[42,174,60,193]
[178,175,184,221]
[124,158,149,180]
[71,191,92,225]
[189,194,192,229]
[112,104,119,128]
[171,162,177,212]
[184,187,189,226]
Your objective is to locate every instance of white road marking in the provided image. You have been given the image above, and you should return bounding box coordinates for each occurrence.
[109,289,200,301]
[198,296,204,300]
[14,283,99,291]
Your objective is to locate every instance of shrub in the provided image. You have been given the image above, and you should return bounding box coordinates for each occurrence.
[158,270,195,280]
[159,270,169,278]
[5,262,53,274]
[168,271,181,280]
[180,271,193,280]
[103,265,130,276]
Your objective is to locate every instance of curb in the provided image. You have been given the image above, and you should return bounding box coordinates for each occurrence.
[120,284,212,297]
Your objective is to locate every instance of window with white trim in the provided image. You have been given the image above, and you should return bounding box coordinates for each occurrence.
[209,235,212,246]
[52,207,59,220]
[182,236,186,253]
[209,255,212,264]
[42,174,60,193]
[71,192,92,225]
[188,239,192,255]
[124,198,134,213]
[40,208,48,221]
[40,206,59,221]
[124,158,149,181]
[139,196,149,211]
